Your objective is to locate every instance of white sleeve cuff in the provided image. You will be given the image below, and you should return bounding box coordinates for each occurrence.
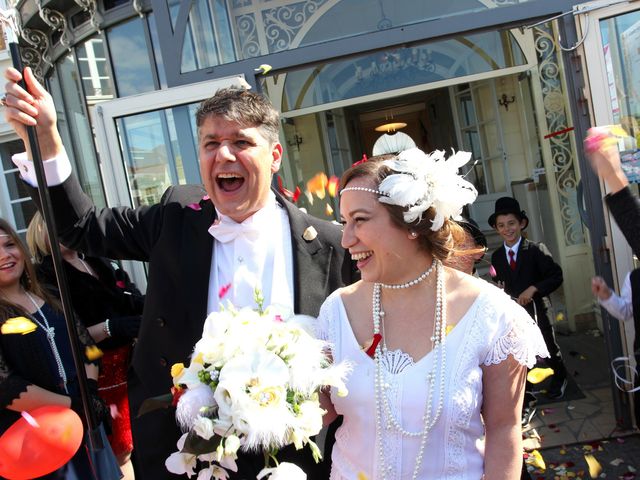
[11,149,72,187]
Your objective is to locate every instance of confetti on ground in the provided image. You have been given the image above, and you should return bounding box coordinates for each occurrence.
[585,454,603,478]
[526,435,639,479]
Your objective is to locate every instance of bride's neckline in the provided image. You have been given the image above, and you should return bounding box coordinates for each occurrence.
[336,289,486,371]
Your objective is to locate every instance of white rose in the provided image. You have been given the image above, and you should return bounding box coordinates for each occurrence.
[193,416,216,440]
[257,462,307,480]
[224,434,241,456]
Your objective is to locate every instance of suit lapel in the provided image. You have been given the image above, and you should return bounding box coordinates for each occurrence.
[515,239,529,277]
[277,192,332,316]
[181,198,216,334]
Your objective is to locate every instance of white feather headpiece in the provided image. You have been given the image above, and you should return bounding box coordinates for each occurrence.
[342,148,478,231]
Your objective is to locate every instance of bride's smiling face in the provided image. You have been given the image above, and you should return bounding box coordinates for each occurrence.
[340,178,421,285]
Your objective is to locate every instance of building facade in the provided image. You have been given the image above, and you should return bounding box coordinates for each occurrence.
[0,0,639,424]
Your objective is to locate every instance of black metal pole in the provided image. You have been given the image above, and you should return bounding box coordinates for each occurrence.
[7,43,103,454]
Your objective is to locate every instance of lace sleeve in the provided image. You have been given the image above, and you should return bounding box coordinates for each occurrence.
[483,302,549,368]
[74,314,100,366]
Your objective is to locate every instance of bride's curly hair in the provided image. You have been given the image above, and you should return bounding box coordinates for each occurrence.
[339,155,462,262]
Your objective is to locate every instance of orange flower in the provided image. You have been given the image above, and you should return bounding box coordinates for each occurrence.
[325,203,334,216]
[307,173,328,199]
[327,176,339,198]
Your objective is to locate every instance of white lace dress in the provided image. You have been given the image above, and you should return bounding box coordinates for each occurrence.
[316,282,548,480]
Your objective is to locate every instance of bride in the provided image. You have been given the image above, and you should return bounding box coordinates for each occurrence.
[317,149,548,479]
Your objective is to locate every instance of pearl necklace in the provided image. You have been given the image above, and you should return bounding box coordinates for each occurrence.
[373,260,446,479]
[378,260,435,289]
[25,292,68,393]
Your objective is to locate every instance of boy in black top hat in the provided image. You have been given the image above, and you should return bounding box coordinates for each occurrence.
[489,197,567,403]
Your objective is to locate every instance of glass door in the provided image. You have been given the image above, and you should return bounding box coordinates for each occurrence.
[452,79,510,229]
[92,75,247,285]
[582,3,640,293]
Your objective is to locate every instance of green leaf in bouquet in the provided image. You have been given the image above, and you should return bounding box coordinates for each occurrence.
[308,439,323,463]
[254,287,265,313]
[136,393,174,417]
[181,430,223,455]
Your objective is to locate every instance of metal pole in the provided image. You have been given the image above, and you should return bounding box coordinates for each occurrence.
[0,10,103,455]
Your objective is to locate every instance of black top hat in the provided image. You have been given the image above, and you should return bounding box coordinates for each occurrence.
[459,217,487,248]
[488,197,529,229]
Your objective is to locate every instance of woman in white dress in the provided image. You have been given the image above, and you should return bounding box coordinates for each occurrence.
[317,149,549,479]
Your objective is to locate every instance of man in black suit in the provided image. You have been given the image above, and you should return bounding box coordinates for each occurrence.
[488,197,567,403]
[4,66,356,479]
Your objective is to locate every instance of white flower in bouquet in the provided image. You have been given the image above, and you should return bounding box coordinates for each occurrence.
[257,462,307,480]
[166,296,351,479]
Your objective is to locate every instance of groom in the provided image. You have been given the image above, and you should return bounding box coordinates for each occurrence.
[4,66,356,479]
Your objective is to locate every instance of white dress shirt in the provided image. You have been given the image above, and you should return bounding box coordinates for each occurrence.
[504,236,522,263]
[12,151,72,187]
[207,192,294,314]
[599,272,633,323]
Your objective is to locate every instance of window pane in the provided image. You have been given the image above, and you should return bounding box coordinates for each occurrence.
[52,54,106,207]
[1,140,25,170]
[179,0,238,72]
[6,170,30,199]
[11,200,37,231]
[116,104,199,207]
[147,13,168,89]
[297,0,536,50]
[599,10,640,183]
[77,38,115,100]
[108,18,156,96]
[276,30,526,112]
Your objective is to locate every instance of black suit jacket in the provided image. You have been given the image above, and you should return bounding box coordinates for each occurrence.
[33,174,357,479]
[491,239,563,320]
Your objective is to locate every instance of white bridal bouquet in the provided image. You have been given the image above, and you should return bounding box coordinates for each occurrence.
[164,295,350,479]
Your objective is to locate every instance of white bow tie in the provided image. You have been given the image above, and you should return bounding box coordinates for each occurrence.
[208,218,261,243]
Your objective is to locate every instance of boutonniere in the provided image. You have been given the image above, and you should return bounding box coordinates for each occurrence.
[302,226,318,242]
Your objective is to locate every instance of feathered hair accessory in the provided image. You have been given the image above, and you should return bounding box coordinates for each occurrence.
[342,148,478,231]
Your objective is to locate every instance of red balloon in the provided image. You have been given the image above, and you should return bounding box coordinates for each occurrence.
[0,405,83,480]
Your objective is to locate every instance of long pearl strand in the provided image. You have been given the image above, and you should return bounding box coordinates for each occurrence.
[25,292,68,393]
[373,260,446,479]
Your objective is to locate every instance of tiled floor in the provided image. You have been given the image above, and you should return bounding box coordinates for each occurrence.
[523,387,631,450]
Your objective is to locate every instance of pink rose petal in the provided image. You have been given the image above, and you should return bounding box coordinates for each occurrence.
[489,265,497,277]
[218,283,231,299]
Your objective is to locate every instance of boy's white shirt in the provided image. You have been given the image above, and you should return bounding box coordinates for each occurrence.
[503,236,522,262]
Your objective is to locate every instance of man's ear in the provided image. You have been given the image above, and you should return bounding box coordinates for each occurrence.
[271,143,283,173]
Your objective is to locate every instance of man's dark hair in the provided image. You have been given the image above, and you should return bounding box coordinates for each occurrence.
[196,87,280,145]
